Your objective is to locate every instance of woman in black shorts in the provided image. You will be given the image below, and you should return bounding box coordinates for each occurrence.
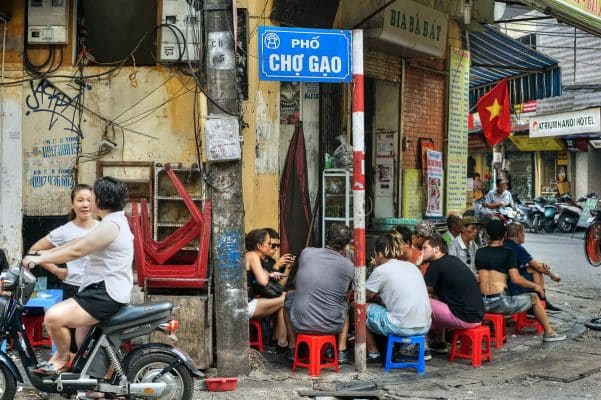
[23,177,134,375]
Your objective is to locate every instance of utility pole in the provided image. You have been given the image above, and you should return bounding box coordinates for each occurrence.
[204,0,249,376]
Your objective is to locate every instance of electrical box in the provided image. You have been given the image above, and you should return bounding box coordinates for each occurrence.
[159,0,201,62]
[27,0,69,44]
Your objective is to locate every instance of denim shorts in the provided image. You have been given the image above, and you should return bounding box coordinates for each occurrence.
[483,293,532,315]
[366,304,429,337]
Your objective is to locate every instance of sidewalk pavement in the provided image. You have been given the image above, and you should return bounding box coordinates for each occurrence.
[199,303,601,400]
[14,288,601,399]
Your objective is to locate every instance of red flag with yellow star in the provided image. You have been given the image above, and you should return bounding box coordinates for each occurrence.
[477,77,511,147]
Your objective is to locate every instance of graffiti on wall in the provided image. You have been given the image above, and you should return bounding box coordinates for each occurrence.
[25,80,86,138]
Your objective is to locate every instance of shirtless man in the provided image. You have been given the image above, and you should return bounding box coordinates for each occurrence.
[475,220,566,342]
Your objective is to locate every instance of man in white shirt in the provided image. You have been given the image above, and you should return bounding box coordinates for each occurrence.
[480,178,514,216]
[448,216,480,275]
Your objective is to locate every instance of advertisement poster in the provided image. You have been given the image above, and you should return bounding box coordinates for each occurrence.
[446,46,470,214]
[402,169,425,218]
[420,139,434,184]
[426,150,443,217]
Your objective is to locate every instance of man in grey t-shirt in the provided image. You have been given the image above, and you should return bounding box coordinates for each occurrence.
[284,223,354,362]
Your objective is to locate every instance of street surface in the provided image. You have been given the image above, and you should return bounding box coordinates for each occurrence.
[10,231,601,399]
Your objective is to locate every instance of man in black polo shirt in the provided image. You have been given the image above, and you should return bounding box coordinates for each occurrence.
[423,236,484,353]
[475,220,565,342]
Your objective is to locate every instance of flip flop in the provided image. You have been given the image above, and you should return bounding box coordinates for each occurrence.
[76,391,105,399]
[33,361,71,375]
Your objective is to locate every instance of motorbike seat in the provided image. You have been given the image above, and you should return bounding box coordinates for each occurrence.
[101,301,173,328]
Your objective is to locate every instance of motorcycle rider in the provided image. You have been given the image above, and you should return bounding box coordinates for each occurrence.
[22,177,133,376]
[480,178,514,218]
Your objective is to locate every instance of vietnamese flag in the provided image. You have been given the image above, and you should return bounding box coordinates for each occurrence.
[477,77,511,147]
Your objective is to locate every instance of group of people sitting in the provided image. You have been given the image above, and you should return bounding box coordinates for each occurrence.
[246,214,566,365]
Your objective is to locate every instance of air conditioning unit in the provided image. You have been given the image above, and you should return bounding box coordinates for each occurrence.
[159,0,201,62]
[27,0,68,44]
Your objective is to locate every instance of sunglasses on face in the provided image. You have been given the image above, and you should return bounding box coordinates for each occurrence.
[264,242,280,249]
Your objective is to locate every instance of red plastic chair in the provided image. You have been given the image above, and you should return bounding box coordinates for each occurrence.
[483,313,506,348]
[22,315,52,349]
[130,164,205,264]
[249,319,264,352]
[514,301,546,334]
[132,199,203,264]
[129,200,211,290]
[449,325,492,367]
[291,334,339,377]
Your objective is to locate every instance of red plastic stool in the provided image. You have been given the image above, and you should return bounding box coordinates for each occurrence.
[449,325,492,367]
[248,319,264,352]
[514,301,546,334]
[22,315,52,348]
[291,334,339,377]
[483,313,506,348]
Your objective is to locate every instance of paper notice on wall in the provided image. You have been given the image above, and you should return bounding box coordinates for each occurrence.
[426,150,443,217]
[204,115,241,162]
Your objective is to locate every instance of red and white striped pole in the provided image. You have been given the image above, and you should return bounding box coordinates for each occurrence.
[351,29,366,372]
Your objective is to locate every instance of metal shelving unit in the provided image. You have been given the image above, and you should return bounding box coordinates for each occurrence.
[322,169,353,246]
[153,165,202,250]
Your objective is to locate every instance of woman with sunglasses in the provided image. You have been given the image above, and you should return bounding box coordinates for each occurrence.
[245,228,290,351]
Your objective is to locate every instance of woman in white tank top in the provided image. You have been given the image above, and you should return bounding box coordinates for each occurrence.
[29,184,98,299]
[23,177,133,376]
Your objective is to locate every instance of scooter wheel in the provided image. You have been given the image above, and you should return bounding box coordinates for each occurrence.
[543,219,555,233]
[557,214,576,233]
[0,363,17,400]
[585,317,601,331]
[532,215,542,233]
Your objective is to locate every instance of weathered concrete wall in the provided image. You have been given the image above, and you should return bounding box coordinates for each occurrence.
[240,0,281,233]
[22,68,199,216]
[0,86,23,263]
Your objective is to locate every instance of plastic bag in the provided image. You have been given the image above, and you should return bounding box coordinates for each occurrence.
[331,135,353,168]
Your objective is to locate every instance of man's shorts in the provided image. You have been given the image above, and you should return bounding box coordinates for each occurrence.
[482,293,532,315]
[366,304,429,337]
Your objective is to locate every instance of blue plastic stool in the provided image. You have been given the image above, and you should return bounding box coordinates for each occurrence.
[384,334,426,374]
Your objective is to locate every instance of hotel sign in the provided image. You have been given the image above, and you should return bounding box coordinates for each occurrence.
[529,108,601,138]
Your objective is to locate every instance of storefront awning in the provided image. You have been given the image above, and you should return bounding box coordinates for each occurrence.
[467,25,562,109]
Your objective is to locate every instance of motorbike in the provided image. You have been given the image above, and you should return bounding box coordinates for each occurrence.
[554,194,597,233]
[474,198,515,246]
[542,201,559,233]
[514,196,545,233]
[0,263,203,400]
[554,194,582,233]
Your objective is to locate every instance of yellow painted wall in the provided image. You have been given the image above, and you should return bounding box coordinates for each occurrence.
[21,67,200,215]
[239,0,281,233]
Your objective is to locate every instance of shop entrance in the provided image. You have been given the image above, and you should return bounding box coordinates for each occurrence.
[365,77,400,219]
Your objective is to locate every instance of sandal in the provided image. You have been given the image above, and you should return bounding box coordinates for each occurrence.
[33,361,71,375]
[76,391,105,399]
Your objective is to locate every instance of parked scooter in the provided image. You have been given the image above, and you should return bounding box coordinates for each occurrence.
[554,194,597,233]
[514,196,545,233]
[0,263,203,400]
[542,201,559,232]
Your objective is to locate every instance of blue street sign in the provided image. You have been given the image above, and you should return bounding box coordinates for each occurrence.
[258,26,352,83]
